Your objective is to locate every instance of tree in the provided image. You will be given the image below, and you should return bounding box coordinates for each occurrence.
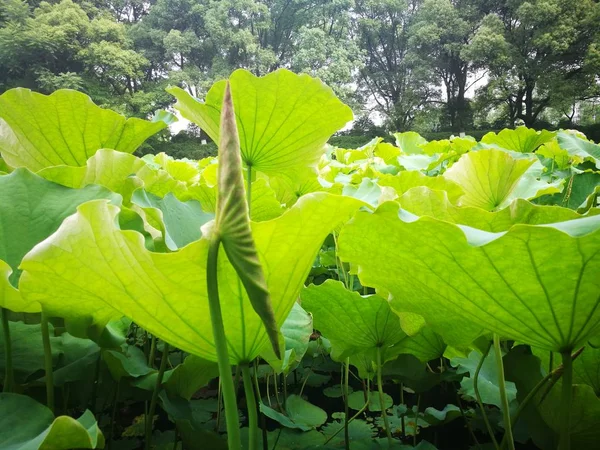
[355,0,438,131]
[471,0,600,127]
[409,0,490,132]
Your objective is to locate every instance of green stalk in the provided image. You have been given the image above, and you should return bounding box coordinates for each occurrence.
[109,380,121,450]
[324,397,370,445]
[216,376,223,432]
[493,335,514,450]
[253,361,269,450]
[90,356,101,414]
[1,308,14,392]
[242,365,258,450]
[400,382,406,439]
[413,395,420,446]
[207,236,241,450]
[148,335,157,367]
[41,312,54,413]
[145,343,169,450]
[558,351,573,450]
[455,391,480,448]
[282,373,288,409]
[344,358,350,450]
[376,347,393,447]
[474,341,499,450]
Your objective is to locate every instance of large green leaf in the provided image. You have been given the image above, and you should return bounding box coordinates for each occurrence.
[338,201,600,351]
[167,69,352,176]
[378,171,463,203]
[451,349,517,409]
[38,149,145,198]
[504,345,600,449]
[480,127,555,153]
[0,88,168,171]
[393,132,428,154]
[557,131,600,169]
[535,171,600,212]
[0,168,120,285]
[396,187,592,232]
[443,149,562,211]
[164,355,219,400]
[0,393,104,449]
[301,280,407,361]
[19,193,363,363]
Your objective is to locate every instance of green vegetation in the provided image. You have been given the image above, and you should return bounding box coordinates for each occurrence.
[1,0,598,154]
[1,68,599,450]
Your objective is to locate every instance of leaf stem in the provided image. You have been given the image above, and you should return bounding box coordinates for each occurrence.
[148,335,157,367]
[558,351,573,450]
[324,397,370,445]
[474,341,499,450]
[41,312,54,413]
[145,343,169,450]
[207,236,241,450]
[242,364,258,450]
[376,347,393,447]
[400,382,405,439]
[414,394,420,446]
[493,335,514,450]
[252,361,269,450]
[1,308,14,392]
[344,358,350,450]
[109,379,121,450]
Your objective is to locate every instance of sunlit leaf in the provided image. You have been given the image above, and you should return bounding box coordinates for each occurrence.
[168,69,352,176]
[339,201,600,351]
[0,89,168,171]
[19,194,363,363]
[481,127,555,153]
[393,131,428,154]
[443,149,562,210]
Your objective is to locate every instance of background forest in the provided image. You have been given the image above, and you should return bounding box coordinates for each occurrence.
[1,0,599,157]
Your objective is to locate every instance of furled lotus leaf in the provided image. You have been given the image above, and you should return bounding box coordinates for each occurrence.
[443,149,562,210]
[0,89,169,171]
[0,168,120,285]
[19,193,364,363]
[213,81,279,356]
[480,127,555,153]
[167,69,352,176]
[0,393,104,449]
[338,201,600,351]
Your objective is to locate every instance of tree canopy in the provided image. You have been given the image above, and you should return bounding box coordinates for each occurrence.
[1,0,598,141]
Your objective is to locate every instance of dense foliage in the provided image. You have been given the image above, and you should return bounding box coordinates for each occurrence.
[1,0,599,137]
[1,70,599,450]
